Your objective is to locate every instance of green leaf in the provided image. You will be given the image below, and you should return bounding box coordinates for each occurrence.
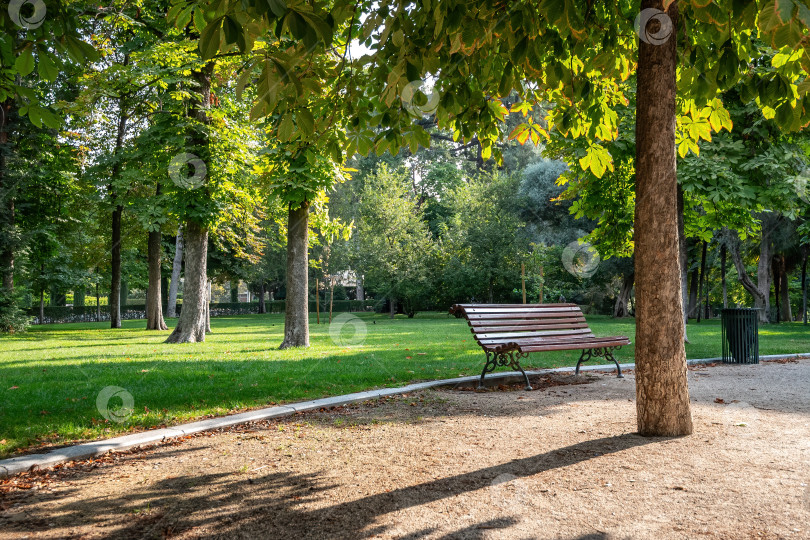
[39,107,60,129]
[199,18,224,61]
[267,0,287,18]
[775,101,794,127]
[774,0,795,23]
[177,5,194,29]
[223,16,246,51]
[286,11,308,40]
[37,51,58,81]
[14,46,35,77]
[278,113,294,141]
[297,108,315,135]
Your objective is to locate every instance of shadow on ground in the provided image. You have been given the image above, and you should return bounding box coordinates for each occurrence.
[2,433,653,539]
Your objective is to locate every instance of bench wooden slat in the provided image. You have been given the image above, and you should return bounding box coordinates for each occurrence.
[470,322,589,333]
[463,306,582,314]
[517,338,631,352]
[454,303,574,309]
[475,328,593,341]
[468,316,587,328]
[465,312,584,321]
[481,336,630,351]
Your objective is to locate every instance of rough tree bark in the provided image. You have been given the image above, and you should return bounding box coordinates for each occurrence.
[613,271,634,318]
[677,186,689,343]
[165,63,213,342]
[802,250,808,325]
[721,243,728,308]
[109,87,129,329]
[775,255,792,322]
[258,282,266,313]
[167,226,183,318]
[356,275,364,301]
[687,267,699,318]
[633,0,693,436]
[280,201,310,349]
[728,229,771,323]
[146,193,167,330]
[205,280,212,334]
[696,241,707,323]
[0,98,14,294]
[165,220,208,343]
[230,280,239,302]
[110,202,123,328]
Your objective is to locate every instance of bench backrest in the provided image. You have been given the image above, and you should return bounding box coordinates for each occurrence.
[449,303,594,349]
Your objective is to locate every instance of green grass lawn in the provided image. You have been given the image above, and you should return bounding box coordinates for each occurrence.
[1,312,809,458]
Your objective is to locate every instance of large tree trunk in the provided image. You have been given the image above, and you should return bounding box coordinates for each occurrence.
[633,0,692,437]
[356,274,364,302]
[696,241,708,323]
[687,267,699,318]
[389,297,396,319]
[280,201,310,349]
[802,251,808,325]
[0,98,15,294]
[39,289,44,324]
[110,203,123,328]
[613,271,634,318]
[776,255,792,322]
[167,226,183,317]
[165,220,208,343]
[258,282,266,313]
[230,280,239,302]
[728,230,771,323]
[108,86,129,329]
[166,62,213,342]
[721,243,728,309]
[677,186,689,343]
[146,223,167,330]
[205,280,212,334]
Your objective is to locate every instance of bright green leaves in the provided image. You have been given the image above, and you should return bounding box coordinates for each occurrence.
[578,143,614,178]
[21,103,60,130]
[37,51,58,81]
[677,98,732,158]
[189,0,332,60]
[14,46,35,76]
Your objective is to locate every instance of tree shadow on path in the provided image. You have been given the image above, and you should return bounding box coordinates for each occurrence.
[7,433,656,539]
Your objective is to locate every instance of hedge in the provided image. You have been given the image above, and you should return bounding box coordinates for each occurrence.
[28,300,376,325]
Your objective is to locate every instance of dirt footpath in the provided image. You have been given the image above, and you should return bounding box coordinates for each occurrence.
[2,360,809,540]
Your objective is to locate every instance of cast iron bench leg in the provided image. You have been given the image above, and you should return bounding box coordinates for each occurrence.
[575,347,624,378]
[478,350,533,391]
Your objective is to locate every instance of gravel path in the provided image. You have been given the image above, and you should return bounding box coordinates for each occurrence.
[2,359,809,539]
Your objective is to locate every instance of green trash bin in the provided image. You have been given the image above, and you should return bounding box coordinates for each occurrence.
[721,308,759,364]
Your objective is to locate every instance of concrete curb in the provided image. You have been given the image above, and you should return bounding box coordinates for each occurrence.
[2,352,808,478]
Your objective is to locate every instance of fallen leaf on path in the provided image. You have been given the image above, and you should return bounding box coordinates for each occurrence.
[714,398,725,404]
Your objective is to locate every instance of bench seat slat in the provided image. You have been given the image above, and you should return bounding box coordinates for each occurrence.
[464,307,581,314]
[516,338,631,353]
[470,322,589,333]
[466,312,584,321]
[475,328,593,341]
[469,315,586,328]
[480,336,630,351]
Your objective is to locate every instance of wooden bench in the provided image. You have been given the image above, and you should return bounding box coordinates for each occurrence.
[449,303,631,390]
